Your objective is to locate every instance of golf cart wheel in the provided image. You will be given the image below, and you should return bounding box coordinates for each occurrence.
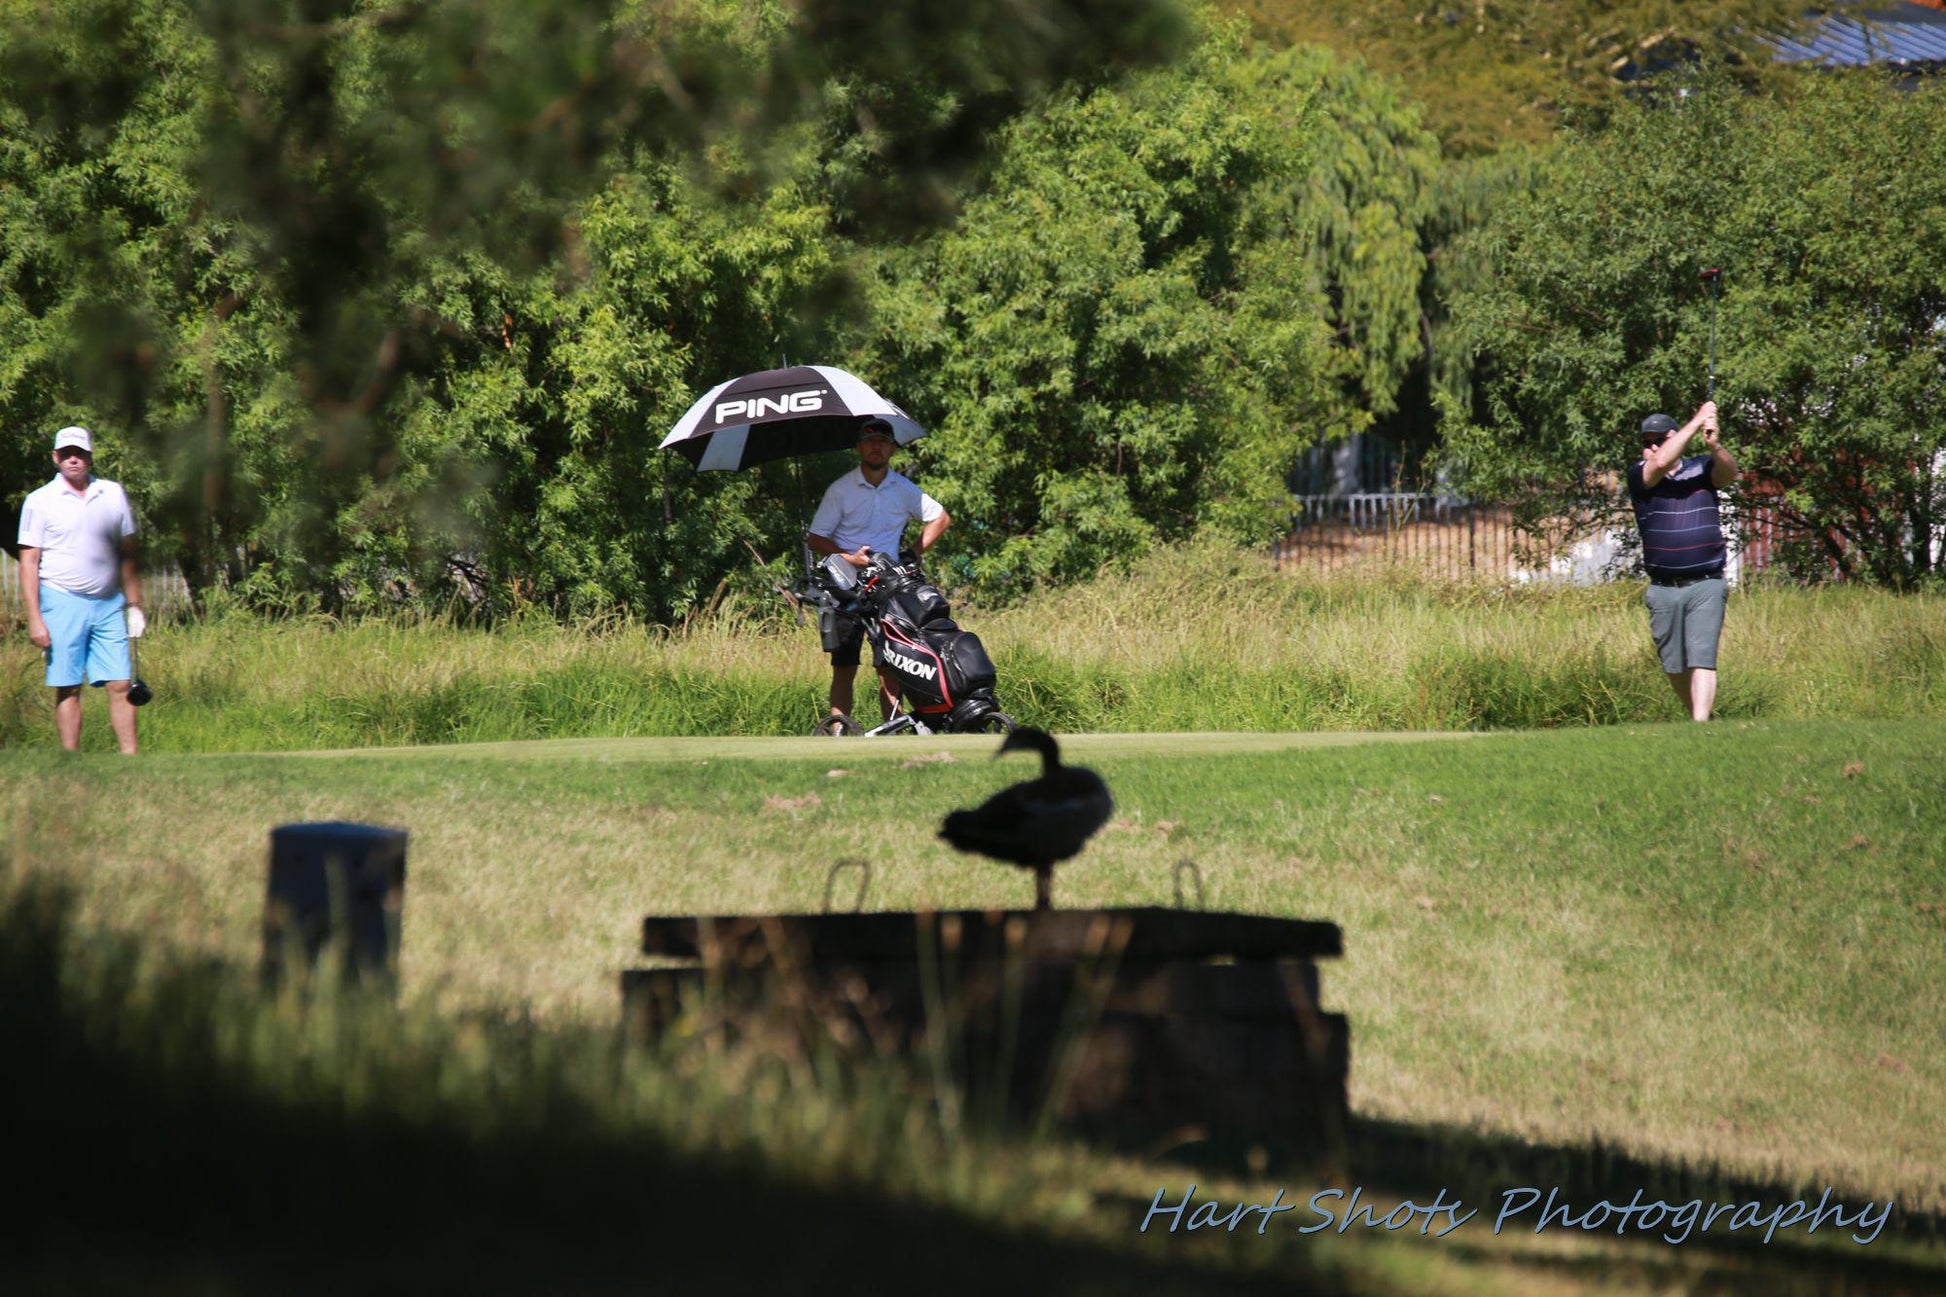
[969,711,1017,735]
[811,714,861,737]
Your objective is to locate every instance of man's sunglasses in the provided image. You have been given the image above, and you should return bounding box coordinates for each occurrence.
[56,447,91,460]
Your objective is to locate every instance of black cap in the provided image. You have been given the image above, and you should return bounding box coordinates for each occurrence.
[858,417,894,441]
[1639,413,1679,443]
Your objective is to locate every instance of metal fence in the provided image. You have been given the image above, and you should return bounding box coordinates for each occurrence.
[0,501,1872,606]
[1274,494,1532,577]
[1274,492,1811,584]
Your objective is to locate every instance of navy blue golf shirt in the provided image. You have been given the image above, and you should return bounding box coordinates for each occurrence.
[1627,456,1726,579]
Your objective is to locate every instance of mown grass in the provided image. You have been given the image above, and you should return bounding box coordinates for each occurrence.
[3,547,1942,750]
[6,721,1943,1244]
[26,864,1929,1297]
[5,555,1942,1291]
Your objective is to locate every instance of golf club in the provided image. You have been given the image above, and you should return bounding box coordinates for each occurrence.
[1701,267,1722,401]
[126,613,153,707]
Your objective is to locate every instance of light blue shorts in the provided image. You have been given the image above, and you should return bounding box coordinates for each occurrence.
[40,587,130,688]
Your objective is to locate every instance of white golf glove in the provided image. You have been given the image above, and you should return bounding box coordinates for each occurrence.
[126,605,147,639]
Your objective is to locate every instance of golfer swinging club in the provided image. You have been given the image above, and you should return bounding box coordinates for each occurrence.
[1627,401,1738,722]
[805,417,950,725]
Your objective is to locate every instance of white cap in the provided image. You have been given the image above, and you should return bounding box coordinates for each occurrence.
[53,426,93,453]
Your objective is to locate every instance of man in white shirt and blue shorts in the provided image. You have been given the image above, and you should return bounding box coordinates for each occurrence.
[17,426,146,753]
[805,417,951,725]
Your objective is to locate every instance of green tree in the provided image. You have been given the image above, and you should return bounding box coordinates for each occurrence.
[1238,44,1441,422]
[1443,67,1946,586]
[1,0,1190,612]
[1224,0,1805,156]
[491,154,850,616]
[851,30,1341,594]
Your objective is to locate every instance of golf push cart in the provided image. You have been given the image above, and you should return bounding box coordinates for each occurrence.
[798,551,1015,737]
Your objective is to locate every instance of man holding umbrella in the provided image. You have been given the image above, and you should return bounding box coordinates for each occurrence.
[806,417,950,724]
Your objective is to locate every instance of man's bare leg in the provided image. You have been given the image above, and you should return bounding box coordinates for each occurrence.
[106,679,138,753]
[829,665,858,717]
[53,685,83,751]
[875,668,899,722]
[1688,667,1717,722]
[1665,671,1691,716]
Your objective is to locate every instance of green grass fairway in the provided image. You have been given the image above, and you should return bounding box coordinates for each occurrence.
[3,716,1946,1293]
[287,728,1481,762]
[8,719,1942,1211]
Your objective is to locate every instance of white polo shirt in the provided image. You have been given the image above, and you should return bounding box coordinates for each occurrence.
[808,468,944,557]
[18,476,137,597]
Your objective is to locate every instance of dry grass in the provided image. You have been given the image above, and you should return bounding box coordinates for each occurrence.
[7,720,1943,1230]
[972,547,1943,721]
[5,545,1940,750]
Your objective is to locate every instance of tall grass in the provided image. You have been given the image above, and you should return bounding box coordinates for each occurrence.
[3,545,1941,750]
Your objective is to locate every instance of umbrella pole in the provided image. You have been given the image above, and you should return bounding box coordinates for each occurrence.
[795,455,812,579]
[781,350,814,580]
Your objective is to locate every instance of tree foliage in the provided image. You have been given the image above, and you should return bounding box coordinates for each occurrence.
[7,0,1461,614]
[848,32,1353,592]
[1240,44,1442,420]
[0,0,1189,613]
[1443,67,1946,586]
[1226,0,1805,155]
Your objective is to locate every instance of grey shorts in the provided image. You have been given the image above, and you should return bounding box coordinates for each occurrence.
[1644,577,1726,673]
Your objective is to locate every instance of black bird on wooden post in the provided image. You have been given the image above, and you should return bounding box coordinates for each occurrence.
[938,728,1113,910]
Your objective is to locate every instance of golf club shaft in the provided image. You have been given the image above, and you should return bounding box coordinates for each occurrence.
[125,616,151,705]
[1708,279,1718,401]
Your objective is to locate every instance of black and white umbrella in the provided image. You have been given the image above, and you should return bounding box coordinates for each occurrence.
[658,365,927,471]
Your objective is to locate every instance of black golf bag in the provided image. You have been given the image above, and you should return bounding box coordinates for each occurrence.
[807,553,1011,735]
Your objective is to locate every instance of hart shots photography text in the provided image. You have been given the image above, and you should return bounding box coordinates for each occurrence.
[1141,1185,1893,1247]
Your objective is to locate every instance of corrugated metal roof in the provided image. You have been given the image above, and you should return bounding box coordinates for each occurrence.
[1767,7,1946,67]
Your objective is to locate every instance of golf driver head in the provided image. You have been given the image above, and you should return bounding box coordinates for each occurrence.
[125,631,152,706]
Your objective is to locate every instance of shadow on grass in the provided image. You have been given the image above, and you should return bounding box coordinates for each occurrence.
[1349,1114,1946,1296]
[1124,1115,1946,1297]
[11,868,1941,1297]
[0,880,1298,1297]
